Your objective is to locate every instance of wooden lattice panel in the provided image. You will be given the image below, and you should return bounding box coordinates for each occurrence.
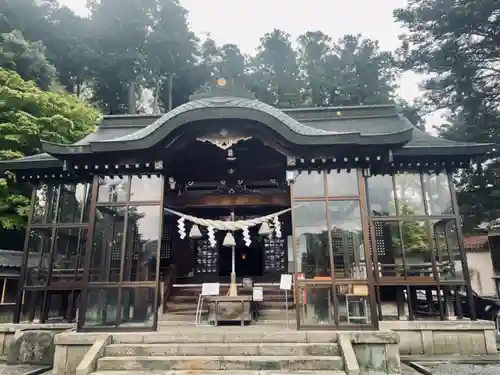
[374,222,387,256]
[196,238,217,274]
[264,236,285,272]
[331,228,355,256]
[161,217,172,261]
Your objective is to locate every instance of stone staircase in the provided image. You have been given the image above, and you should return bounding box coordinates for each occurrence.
[90,329,347,375]
[161,284,295,326]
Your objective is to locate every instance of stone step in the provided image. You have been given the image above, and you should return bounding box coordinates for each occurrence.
[112,331,338,343]
[92,370,347,375]
[104,343,340,357]
[96,355,345,371]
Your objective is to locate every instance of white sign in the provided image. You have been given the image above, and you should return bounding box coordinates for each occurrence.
[253,287,264,301]
[201,282,220,296]
[280,274,293,290]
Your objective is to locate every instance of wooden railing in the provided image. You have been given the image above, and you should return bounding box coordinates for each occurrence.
[161,264,177,313]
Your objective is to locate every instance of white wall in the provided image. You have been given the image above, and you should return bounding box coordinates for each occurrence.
[465,252,496,297]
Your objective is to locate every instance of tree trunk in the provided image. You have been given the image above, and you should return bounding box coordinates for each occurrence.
[153,79,161,114]
[167,74,173,111]
[128,81,136,114]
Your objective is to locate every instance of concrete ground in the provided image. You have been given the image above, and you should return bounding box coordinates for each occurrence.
[0,363,48,375]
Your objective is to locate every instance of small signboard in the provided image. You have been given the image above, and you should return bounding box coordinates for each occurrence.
[242,277,253,288]
[201,282,220,296]
[280,274,293,290]
[253,286,263,301]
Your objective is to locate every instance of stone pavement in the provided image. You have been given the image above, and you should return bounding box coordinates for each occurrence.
[0,364,47,375]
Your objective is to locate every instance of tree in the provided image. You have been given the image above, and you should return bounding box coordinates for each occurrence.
[0,68,99,228]
[0,30,56,90]
[325,34,396,106]
[86,0,157,114]
[42,6,94,97]
[217,44,245,81]
[297,31,332,107]
[248,29,302,108]
[146,0,202,111]
[394,0,500,231]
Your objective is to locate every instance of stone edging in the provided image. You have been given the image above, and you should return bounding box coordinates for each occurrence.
[75,335,111,375]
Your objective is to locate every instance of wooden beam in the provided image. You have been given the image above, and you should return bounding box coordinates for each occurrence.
[167,193,290,208]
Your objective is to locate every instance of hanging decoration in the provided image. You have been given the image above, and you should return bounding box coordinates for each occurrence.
[207,227,216,248]
[273,216,282,238]
[258,221,272,236]
[242,227,251,247]
[189,224,202,239]
[223,232,236,247]
[177,217,186,239]
[165,206,294,248]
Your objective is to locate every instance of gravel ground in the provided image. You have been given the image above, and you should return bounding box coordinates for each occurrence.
[423,363,500,375]
[0,364,47,375]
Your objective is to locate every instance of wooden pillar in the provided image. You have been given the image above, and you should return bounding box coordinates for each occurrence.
[1,279,7,304]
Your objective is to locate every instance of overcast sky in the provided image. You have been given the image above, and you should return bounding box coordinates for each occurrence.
[59,0,441,128]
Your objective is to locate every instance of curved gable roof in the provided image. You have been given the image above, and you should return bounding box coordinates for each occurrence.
[41,96,413,156]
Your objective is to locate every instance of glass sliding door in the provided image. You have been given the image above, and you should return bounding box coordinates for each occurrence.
[79,175,164,331]
[291,169,377,329]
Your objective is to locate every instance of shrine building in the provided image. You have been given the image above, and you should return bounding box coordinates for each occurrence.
[0,78,494,332]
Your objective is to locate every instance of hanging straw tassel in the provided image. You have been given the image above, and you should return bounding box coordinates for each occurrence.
[258,221,272,236]
[223,232,236,247]
[189,224,203,239]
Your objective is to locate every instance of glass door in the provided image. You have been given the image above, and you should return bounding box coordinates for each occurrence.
[290,169,377,329]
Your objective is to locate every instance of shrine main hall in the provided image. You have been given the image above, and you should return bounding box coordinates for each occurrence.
[0,78,495,334]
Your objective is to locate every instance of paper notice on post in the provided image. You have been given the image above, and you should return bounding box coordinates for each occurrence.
[201,282,220,296]
[252,286,263,301]
[280,274,293,290]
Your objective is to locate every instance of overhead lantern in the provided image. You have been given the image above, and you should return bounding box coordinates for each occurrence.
[223,232,236,247]
[258,221,272,236]
[189,224,202,239]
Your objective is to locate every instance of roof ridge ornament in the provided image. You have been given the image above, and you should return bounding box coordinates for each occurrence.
[189,77,256,101]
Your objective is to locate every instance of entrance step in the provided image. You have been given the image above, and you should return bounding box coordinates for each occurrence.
[96,355,345,372]
[92,371,346,375]
[93,330,345,374]
[104,342,340,356]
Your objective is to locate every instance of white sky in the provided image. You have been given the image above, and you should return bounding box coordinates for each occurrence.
[59,0,443,129]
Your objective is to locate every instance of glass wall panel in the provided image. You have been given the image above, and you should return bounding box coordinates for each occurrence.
[336,283,372,326]
[298,285,334,325]
[84,287,120,327]
[328,201,366,279]
[25,229,52,286]
[32,185,58,224]
[366,175,396,217]
[432,219,463,281]
[325,170,358,196]
[52,228,87,282]
[401,220,433,277]
[424,174,453,215]
[294,172,325,198]
[90,206,125,282]
[122,205,161,282]
[395,173,425,216]
[57,183,90,223]
[97,176,128,204]
[294,202,330,278]
[371,222,404,277]
[130,176,162,202]
[119,287,155,328]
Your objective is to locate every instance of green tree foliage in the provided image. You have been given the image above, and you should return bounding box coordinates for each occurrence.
[247,29,302,107]
[146,0,202,111]
[0,30,56,90]
[0,68,99,228]
[394,0,500,232]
